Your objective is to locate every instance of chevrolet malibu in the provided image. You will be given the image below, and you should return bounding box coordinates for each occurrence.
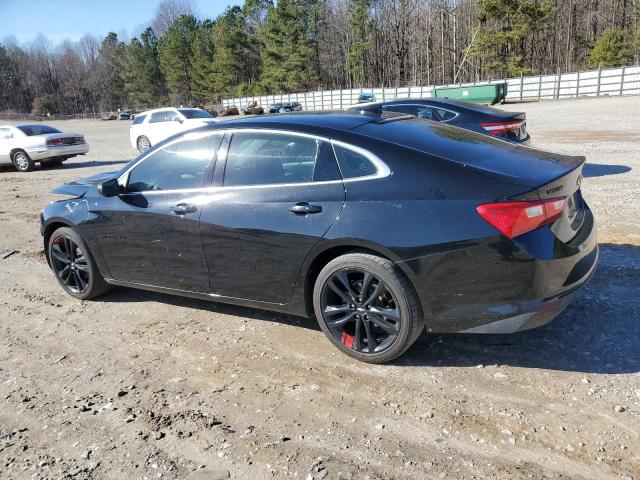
[40,112,597,363]
[0,124,88,172]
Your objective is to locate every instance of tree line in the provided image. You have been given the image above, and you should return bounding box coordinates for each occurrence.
[1,0,639,115]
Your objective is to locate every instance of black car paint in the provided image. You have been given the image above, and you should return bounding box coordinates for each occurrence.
[41,112,597,333]
[349,98,530,144]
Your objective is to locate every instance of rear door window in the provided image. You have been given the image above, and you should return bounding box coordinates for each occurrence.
[432,108,457,121]
[0,128,13,139]
[223,132,340,186]
[149,111,168,123]
[132,114,146,125]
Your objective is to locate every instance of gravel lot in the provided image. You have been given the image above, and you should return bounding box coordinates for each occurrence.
[0,96,639,480]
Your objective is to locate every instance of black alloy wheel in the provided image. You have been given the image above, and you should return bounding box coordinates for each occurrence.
[50,235,90,294]
[48,227,111,300]
[314,253,423,363]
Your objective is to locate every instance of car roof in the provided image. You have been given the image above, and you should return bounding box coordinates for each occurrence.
[208,111,382,133]
[137,107,178,115]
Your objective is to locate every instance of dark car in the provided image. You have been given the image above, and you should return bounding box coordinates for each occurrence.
[269,103,284,113]
[118,110,133,120]
[357,92,376,103]
[348,98,530,144]
[40,112,596,364]
[278,102,302,113]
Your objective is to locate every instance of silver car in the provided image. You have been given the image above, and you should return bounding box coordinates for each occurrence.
[0,124,89,172]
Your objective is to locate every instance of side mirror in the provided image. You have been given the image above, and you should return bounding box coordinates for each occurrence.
[174,116,184,123]
[97,178,122,197]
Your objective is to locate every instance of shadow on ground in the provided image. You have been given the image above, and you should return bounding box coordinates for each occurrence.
[583,163,631,178]
[97,243,639,375]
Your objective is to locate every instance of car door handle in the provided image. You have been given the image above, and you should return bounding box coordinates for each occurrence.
[170,203,197,215]
[289,202,322,215]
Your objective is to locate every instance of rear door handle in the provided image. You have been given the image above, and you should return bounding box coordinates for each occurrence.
[289,202,322,215]
[170,203,197,215]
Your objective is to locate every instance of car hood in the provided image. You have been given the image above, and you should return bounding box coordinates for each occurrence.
[52,171,118,196]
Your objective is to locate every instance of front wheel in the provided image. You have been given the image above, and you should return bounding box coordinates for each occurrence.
[48,227,111,300]
[137,135,151,153]
[313,253,424,364]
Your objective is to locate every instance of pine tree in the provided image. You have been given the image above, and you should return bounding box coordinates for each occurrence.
[347,0,372,87]
[259,0,317,93]
[123,28,167,109]
[586,27,633,68]
[158,15,198,105]
[99,32,127,111]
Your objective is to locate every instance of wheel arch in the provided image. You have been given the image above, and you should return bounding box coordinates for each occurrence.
[42,220,75,264]
[298,239,424,319]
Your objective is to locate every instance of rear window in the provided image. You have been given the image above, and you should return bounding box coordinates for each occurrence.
[433,108,457,121]
[16,125,61,136]
[149,111,168,123]
[132,114,146,125]
[333,144,377,179]
[178,108,213,119]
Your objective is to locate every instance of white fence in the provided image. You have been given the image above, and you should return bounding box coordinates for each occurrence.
[222,65,640,110]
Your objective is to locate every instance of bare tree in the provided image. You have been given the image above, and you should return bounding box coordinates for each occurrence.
[151,0,197,36]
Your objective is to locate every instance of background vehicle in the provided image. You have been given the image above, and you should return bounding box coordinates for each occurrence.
[278,102,302,113]
[348,98,530,144]
[269,103,284,113]
[357,92,376,103]
[0,124,88,172]
[100,112,117,121]
[118,110,133,120]
[218,106,239,117]
[42,112,596,363]
[129,107,217,152]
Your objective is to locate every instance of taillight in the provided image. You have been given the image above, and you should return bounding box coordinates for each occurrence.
[47,138,63,146]
[75,136,85,144]
[476,197,567,238]
[480,121,524,136]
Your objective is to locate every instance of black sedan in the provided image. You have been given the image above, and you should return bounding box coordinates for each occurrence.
[40,112,597,363]
[347,98,530,144]
[268,103,284,113]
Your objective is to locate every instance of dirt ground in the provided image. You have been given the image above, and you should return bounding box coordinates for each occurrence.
[0,96,638,480]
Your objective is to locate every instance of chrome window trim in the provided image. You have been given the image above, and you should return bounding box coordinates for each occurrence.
[117,128,391,194]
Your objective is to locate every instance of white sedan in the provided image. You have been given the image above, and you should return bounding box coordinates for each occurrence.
[130,107,218,152]
[0,124,89,172]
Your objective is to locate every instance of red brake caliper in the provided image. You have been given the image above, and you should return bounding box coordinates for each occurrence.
[340,331,354,349]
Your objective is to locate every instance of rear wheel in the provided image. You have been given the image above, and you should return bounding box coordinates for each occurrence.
[48,227,111,300]
[137,135,151,152]
[313,253,424,364]
[12,150,34,172]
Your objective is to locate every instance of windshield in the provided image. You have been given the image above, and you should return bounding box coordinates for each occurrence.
[178,108,213,119]
[17,125,62,136]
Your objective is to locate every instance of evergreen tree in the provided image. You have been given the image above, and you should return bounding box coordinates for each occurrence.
[586,27,633,68]
[347,0,372,87]
[190,20,217,103]
[98,32,127,110]
[159,15,198,105]
[259,0,317,93]
[123,28,167,109]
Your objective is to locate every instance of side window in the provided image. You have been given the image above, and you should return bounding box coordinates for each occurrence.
[433,108,456,121]
[416,107,433,120]
[0,128,13,140]
[126,136,217,192]
[382,105,418,116]
[167,110,181,122]
[132,114,146,125]
[149,111,167,123]
[333,144,377,179]
[223,132,340,186]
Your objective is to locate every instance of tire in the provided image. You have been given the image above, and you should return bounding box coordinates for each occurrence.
[48,227,111,300]
[137,135,151,153]
[313,252,424,364]
[12,150,34,172]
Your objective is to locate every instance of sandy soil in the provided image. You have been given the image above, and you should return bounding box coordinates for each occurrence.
[0,96,639,480]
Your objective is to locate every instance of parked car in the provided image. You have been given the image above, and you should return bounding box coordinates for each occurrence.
[129,107,217,152]
[41,112,597,363]
[357,92,376,103]
[243,101,264,115]
[348,98,530,144]
[268,103,284,113]
[278,102,302,113]
[0,124,88,172]
[118,110,133,120]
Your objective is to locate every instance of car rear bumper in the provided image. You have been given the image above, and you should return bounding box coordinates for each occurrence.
[398,205,598,333]
[26,144,89,161]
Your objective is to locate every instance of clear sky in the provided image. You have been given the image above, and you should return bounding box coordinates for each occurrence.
[0,0,235,45]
